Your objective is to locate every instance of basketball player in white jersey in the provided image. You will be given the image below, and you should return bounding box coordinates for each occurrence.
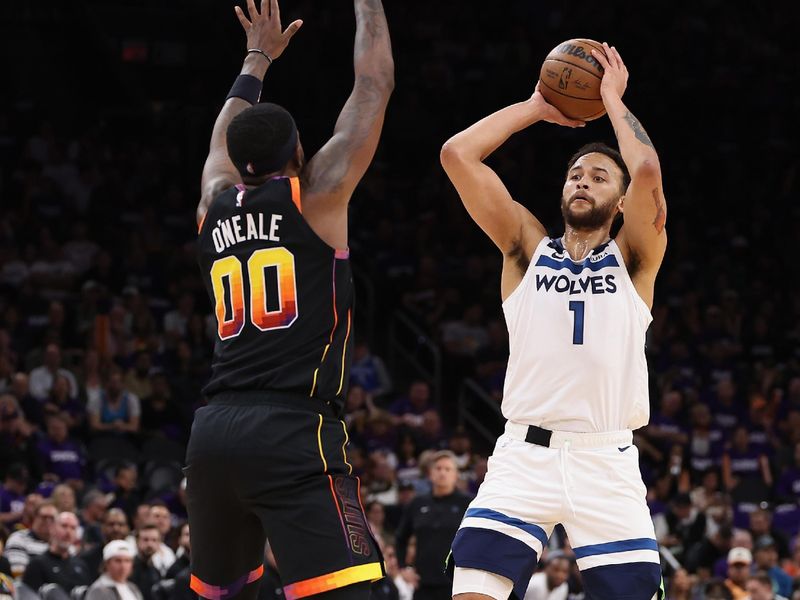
[440,44,666,600]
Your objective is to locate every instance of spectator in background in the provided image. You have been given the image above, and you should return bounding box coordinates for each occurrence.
[709,379,743,434]
[685,525,733,576]
[415,411,446,452]
[139,372,183,441]
[745,572,789,600]
[29,344,78,400]
[0,541,10,578]
[85,540,144,600]
[88,368,140,437]
[0,464,28,528]
[146,503,175,575]
[79,489,110,548]
[78,349,105,408]
[363,411,399,455]
[687,403,724,478]
[447,428,473,472]
[395,434,421,483]
[344,385,373,441]
[646,390,689,453]
[722,425,772,500]
[752,536,793,598]
[372,542,412,600]
[350,339,393,399]
[165,522,190,580]
[775,441,800,502]
[10,372,44,430]
[383,542,417,600]
[395,451,470,600]
[366,452,399,506]
[0,395,37,475]
[22,511,91,594]
[441,303,488,357]
[366,501,392,547]
[655,492,705,563]
[42,373,85,431]
[51,484,77,514]
[724,547,752,600]
[666,568,694,600]
[110,464,141,522]
[168,524,193,600]
[3,500,56,578]
[523,551,570,600]
[17,494,44,532]
[473,319,508,401]
[130,524,163,600]
[748,509,790,560]
[123,352,153,401]
[163,292,194,341]
[390,381,433,427]
[36,414,87,486]
[80,508,130,578]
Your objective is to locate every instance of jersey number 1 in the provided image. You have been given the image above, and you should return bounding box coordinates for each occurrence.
[569,300,585,345]
[210,247,298,340]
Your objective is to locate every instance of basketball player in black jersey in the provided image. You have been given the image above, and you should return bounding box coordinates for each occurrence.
[186,1,393,599]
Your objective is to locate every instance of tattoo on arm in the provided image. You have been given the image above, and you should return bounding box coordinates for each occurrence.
[623,111,654,148]
[651,188,666,234]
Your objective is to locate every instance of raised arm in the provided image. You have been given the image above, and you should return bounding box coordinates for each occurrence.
[593,44,667,294]
[440,87,583,296]
[302,0,394,207]
[197,0,302,227]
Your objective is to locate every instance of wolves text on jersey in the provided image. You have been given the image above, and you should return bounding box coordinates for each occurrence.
[535,273,617,295]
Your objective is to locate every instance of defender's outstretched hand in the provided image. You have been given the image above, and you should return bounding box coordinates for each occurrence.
[591,42,628,101]
[532,83,585,128]
[235,0,303,60]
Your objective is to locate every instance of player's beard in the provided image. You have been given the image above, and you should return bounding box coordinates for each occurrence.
[561,195,618,231]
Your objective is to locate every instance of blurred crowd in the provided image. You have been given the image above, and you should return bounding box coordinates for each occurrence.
[1,0,798,599]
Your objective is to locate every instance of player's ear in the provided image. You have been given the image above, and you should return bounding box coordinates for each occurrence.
[293,137,305,171]
[617,195,625,214]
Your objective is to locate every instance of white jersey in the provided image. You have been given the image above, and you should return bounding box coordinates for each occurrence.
[501,236,652,432]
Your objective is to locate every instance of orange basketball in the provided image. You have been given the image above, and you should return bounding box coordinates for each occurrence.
[539,38,607,121]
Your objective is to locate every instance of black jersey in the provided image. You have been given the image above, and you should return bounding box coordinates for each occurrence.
[197,176,353,412]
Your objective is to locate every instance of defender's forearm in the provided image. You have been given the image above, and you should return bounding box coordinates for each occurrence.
[353,0,394,85]
[604,94,660,175]
[444,100,544,162]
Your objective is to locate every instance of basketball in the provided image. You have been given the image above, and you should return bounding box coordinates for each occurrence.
[539,38,607,121]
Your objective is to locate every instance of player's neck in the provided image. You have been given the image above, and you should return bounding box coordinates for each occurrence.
[562,226,612,261]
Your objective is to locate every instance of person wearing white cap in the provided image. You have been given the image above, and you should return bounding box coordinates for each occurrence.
[724,546,752,600]
[84,540,143,600]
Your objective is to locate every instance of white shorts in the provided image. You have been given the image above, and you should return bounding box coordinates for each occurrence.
[451,422,662,600]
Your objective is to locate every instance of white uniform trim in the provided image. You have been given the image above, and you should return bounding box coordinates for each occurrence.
[460,517,545,555]
[576,548,661,570]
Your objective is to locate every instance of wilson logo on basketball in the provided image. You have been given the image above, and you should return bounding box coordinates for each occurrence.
[554,43,603,70]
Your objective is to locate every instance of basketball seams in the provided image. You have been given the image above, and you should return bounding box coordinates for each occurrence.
[539,38,607,120]
[542,57,603,80]
[538,78,599,102]
[574,39,606,54]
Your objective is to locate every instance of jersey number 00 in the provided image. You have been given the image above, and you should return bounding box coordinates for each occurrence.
[209,247,298,340]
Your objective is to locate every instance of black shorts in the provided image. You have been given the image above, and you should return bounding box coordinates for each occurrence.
[185,392,384,599]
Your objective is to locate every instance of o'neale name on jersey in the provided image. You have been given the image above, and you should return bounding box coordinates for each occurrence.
[211,213,283,253]
[535,273,617,295]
